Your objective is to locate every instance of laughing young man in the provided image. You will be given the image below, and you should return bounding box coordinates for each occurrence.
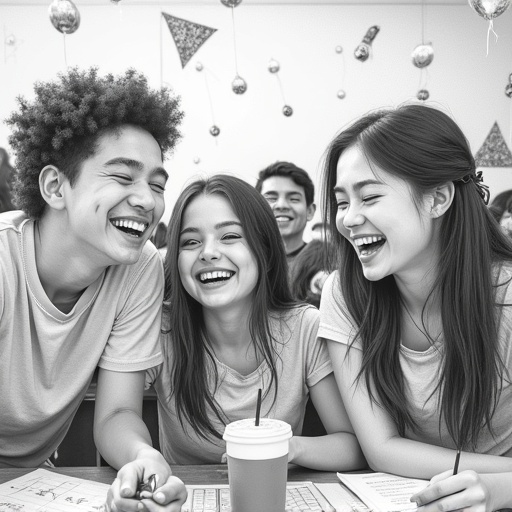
[256,161,316,266]
[0,68,185,511]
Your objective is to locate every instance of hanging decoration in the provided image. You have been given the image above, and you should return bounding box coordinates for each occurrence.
[412,43,434,68]
[4,30,19,65]
[335,45,346,100]
[467,0,511,54]
[196,62,222,138]
[417,89,429,101]
[413,1,433,101]
[475,122,512,167]
[161,12,217,68]
[221,0,247,94]
[354,26,380,62]
[48,0,80,34]
[267,58,293,117]
[505,73,512,98]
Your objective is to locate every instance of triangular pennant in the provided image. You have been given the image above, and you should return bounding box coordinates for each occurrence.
[162,12,217,68]
[475,122,512,167]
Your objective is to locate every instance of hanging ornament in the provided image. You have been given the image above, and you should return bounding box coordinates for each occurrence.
[197,64,221,141]
[5,34,16,46]
[475,121,512,167]
[210,125,220,137]
[505,74,512,97]
[268,58,280,73]
[221,0,242,7]
[282,105,293,117]
[336,43,347,100]
[354,25,380,62]
[412,43,434,68]
[417,89,430,101]
[232,75,247,94]
[193,157,201,164]
[335,45,343,54]
[337,90,346,100]
[48,0,80,34]
[468,0,511,20]
[195,61,204,71]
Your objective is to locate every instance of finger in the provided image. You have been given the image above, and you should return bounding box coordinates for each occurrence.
[430,470,455,485]
[142,497,184,512]
[412,474,468,507]
[151,476,188,507]
[117,466,143,499]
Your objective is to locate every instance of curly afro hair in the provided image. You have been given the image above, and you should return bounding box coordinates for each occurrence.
[5,67,184,219]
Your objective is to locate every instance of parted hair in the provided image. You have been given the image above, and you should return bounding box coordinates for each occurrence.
[163,174,296,440]
[6,67,183,219]
[321,103,512,450]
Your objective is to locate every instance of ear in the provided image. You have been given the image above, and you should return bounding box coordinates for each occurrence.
[428,182,455,218]
[306,203,316,222]
[39,165,66,211]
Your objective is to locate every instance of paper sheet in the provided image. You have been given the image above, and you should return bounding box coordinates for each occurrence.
[337,472,429,512]
[0,468,109,512]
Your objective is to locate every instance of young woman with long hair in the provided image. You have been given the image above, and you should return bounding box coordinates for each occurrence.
[318,104,512,511]
[147,174,365,471]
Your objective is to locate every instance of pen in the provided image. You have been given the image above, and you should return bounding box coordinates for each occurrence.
[135,473,157,499]
[453,448,461,475]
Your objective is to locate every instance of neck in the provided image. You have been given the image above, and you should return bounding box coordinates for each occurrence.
[203,304,252,349]
[283,235,306,255]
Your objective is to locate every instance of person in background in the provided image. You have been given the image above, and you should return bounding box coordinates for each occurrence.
[0,147,15,214]
[152,221,168,259]
[1,67,186,512]
[489,189,512,237]
[310,221,331,241]
[146,174,366,472]
[319,103,512,512]
[255,161,316,267]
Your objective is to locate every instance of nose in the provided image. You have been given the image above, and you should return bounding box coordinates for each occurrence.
[127,181,156,211]
[274,195,290,210]
[341,202,365,229]
[199,238,220,262]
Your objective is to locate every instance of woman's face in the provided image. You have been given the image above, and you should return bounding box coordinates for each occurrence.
[500,209,512,237]
[334,145,438,282]
[177,193,259,313]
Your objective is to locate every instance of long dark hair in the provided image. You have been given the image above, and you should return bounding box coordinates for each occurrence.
[321,104,512,450]
[163,174,296,440]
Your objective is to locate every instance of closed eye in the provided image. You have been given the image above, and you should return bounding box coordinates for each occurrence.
[113,174,132,183]
[221,233,242,241]
[150,182,166,193]
[180,238,200,249]
[362,195,381,204]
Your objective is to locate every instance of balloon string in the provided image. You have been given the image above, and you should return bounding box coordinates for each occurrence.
[341,52,346,89]
[275,73,287,104]
[62,33,68,68]
[231,7,239,76]
[159,14,163,88]
[486,20,498,56]
[421,0,425,44]
[203,70,217,124]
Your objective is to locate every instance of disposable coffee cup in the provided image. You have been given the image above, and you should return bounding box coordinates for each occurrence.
[223,418,292,512]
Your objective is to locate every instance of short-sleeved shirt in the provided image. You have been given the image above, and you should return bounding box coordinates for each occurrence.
[319,270,512,457]
[0,211,164,467]
[147,304,331,464]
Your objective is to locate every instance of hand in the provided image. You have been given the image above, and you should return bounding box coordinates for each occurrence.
[411,469,496,512]
[106,450,187,511]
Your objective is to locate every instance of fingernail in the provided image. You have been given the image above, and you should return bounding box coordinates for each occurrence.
[155,492,165,503]
[120,487,131,497]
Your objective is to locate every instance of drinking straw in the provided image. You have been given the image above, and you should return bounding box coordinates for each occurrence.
[255,388,262,426]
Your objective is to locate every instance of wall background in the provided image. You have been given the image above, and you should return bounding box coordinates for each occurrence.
[2,0,512,229]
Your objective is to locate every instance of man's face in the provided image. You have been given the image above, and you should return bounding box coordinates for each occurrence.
[260,176,315,241]
[59,125,167,269]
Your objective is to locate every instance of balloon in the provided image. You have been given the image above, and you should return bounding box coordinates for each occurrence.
[48,0,80,35]
[411,43,434,68]
[417,89,430,101]
[193,157,201,164]
[210,125,220,137]
[335,45,343,54]
[195,62,204,72]
[268,59,280,73]
[468,0,511,20]
[337,89,346,99]
[232,75,247,94]
[354,25,380,62]
[221,0,242,6]
[5,35,16,46]
[282,105,293,117]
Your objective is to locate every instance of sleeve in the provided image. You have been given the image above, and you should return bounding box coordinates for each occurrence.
[99,247,164,371]
[318,271,361,350]
[300,306,333,388]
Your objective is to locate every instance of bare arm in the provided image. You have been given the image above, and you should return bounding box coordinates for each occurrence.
[289,373,367,471]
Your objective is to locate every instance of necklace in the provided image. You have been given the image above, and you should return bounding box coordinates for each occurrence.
[402,301,442,344]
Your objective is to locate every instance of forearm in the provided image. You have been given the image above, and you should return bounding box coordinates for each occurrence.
[290,433,367,472]
[94,408,159,470]
[366,436,512,478]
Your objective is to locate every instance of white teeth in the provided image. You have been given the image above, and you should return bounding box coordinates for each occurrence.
[354,235,384,246]
[111,219,146,232]
[199,271,234,282]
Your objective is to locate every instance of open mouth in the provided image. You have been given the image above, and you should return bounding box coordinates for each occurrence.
[354,235,386,256]
[110,219,148,238]
[198,270,235,284]
[275,215,292,224]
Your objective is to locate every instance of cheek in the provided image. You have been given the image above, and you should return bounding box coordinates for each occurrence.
[335,212,348,236]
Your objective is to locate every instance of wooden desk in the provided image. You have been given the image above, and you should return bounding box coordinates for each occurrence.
[0,464,339,486]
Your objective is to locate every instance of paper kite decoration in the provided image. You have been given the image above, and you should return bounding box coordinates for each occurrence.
[475,122,512,167]
[162,12,217,68]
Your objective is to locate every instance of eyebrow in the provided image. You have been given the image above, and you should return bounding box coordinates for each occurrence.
[334,178,383,194]
[179,220,243,236]
[105,157,169,181]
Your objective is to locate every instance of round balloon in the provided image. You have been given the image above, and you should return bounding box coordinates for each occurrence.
[232,76,247,94]
[468,0,511,20]
[337,89,346,99]
[417,89,430,101]
[210,125,220,137]
[268,59,280,73]
[411,43,434,68]
[354,43,370,62]
[335,45,343,54]
[221,0,242,7]
[48,0,80,34]
[195,62,204,72]
[282,105,293,117]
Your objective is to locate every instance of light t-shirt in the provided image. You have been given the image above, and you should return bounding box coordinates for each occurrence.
[319,270,512,457]
[0,211,164,467]
[147,304,331,464]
